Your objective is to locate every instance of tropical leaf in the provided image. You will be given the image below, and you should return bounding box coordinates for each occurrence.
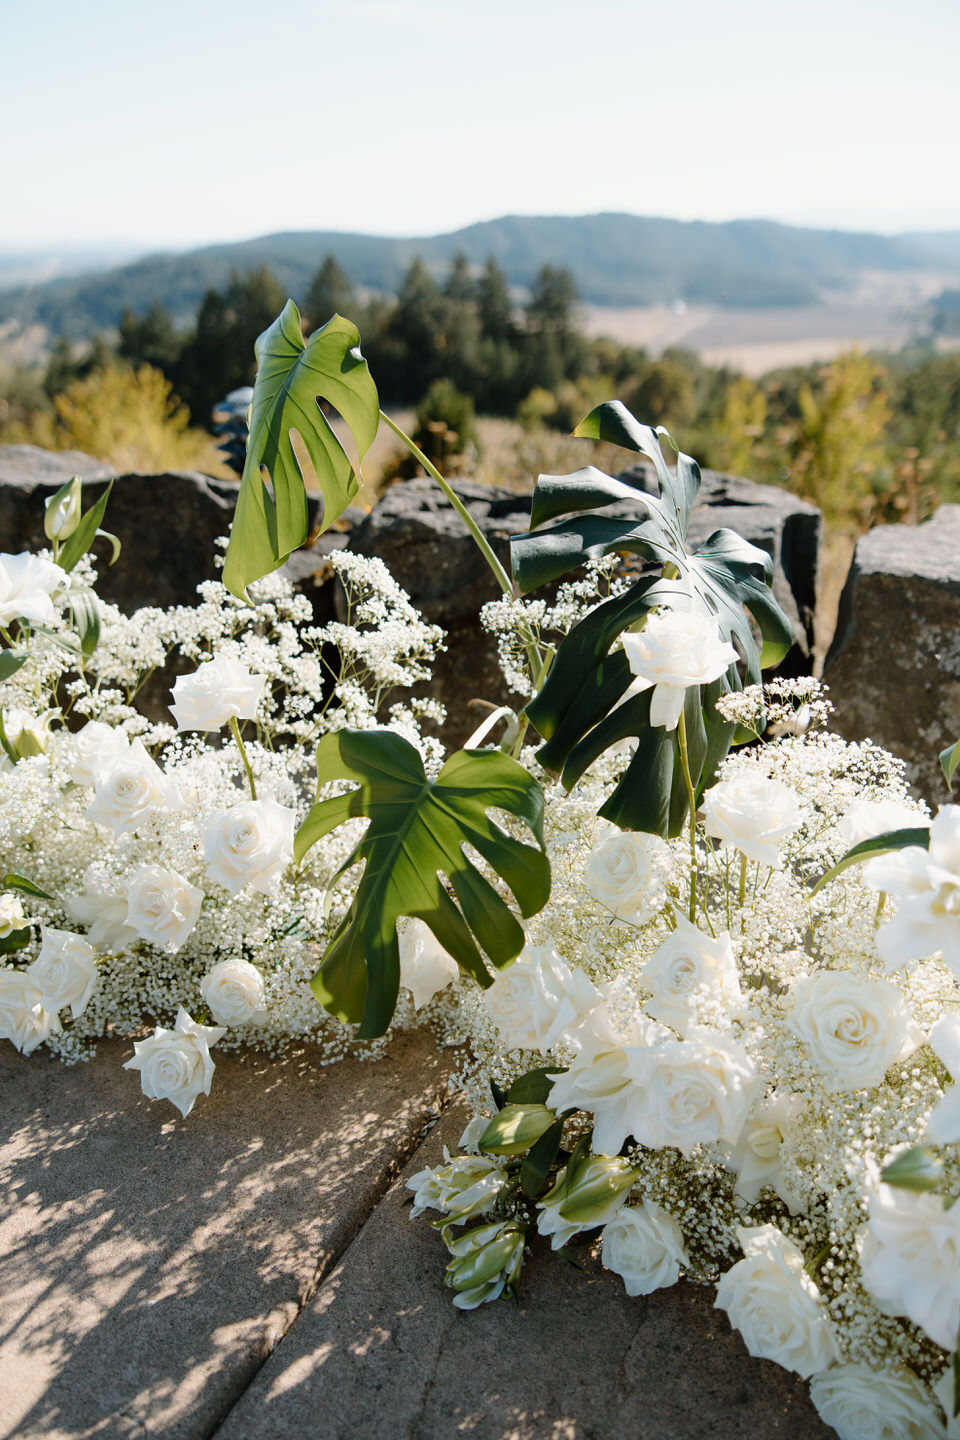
[941,736,960,792]
[222,302,379,600]
[513,402,792,834]
[810,826,931,895]
[295,729,550,1038]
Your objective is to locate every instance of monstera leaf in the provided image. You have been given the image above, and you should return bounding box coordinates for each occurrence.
[223,302,379,600]
[295,729,551,1038]
[513,401,794,835]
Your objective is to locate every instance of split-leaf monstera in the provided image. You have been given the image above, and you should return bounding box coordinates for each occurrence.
[295,729,551,1038]
[222,302,379,600]
[512,401,794,835]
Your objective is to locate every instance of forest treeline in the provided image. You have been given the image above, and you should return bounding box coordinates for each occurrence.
[2,254,960,534]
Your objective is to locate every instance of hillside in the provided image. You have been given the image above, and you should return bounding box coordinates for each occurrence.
[1,213,956,339]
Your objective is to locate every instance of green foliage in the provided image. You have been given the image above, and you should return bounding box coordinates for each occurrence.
[295,729,550,1038]
[222,301,379,600]
[514,402,792,835]
[811,827,932,895]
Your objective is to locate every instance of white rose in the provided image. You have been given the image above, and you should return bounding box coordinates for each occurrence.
[810,1363,946,1440]
[714,1225,839,1378]
[85,740,182,836]
[398,918,460,1009]
[641,917,742,1035]
[0,968,61,1054]
[26,926,97,1018]
[870,808,960,976]
[729,1092,806,1212]
[0,892,28,939]
[170,655,267,732]
[125,866,203,952]
[926,1013,960,1145]
[549,1046,649,1157]
[0,552,62,627]
[860,1182,960,1350]
[584,827,668,925]
[202,798,296,895]
[67,721,130,787]
[789,970,922,1092]
[66,875,139,952]
[123,1006,226,1117]
[839,798,928,849]
[632,1027,759,1155]
[482,943,601,1054]
[621,609,738,731]
[702,769,802,867]
[601,1201,689,1296]
[200,957,267,1026]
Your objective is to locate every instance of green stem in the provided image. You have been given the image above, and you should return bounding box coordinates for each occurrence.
[677,708,698,922]
[229,716,257,800]
[380,411,513,597]
[379,410,546,686]
[738,852,748,909]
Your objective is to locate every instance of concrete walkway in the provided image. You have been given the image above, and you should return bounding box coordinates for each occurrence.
[1,1037,831,1440]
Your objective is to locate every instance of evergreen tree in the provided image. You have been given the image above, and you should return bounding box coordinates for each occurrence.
[304,256,356,329]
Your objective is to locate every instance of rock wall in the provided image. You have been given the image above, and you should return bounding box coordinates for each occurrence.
[824,505,960,803]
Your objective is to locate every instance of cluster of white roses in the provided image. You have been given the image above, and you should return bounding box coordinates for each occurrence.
[412,654,960,1438]
[0,544,446,1115]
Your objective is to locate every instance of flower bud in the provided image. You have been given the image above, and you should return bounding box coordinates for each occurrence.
[0,893,29,940]
[44,476,83,542]
[479,1103,557,1155]
[3,708,56,759]
[443,1221,525,1308]
[407,1152,506,1223]
[537,1154,638,1250]
[881,1145,943,1194]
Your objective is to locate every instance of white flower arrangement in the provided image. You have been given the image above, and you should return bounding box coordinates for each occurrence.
[0,524,447,1113]
[412,693,960,1437]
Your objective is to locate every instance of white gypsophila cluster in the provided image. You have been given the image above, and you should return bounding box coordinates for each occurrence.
[432,706,960,1436]
[480,557,630,698]
[713,676,835,739]
[0,542,446,1083]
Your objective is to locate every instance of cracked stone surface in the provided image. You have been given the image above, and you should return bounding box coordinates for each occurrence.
[216,1104,832,1440]
[0,1031,450,1440]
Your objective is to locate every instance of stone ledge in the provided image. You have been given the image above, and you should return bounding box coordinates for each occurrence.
[0,1031,450,1440]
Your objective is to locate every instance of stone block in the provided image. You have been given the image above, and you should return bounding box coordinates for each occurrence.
[218,1104,831,1440]
[0,1031,449,1440]
[824,505,960,801]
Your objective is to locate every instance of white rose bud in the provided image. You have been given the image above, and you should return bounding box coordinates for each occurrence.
[125,866,203,952]
[170,654,267,732]
[398,918,459,1009]
[584,828,669,926]
[714,1224,839,1378]
[85,740,182,836]
[810,1363,945,1440]
[200,957,267,1026]
[482,943,601,1054]
[0,552,62,628]
[621,609,738,731]
[123,1006,226,1117]
[536,1155,637,1251]
[3,707,57,759]
[702,770,802,867]
[0,893,29,939]
[789,970,922,1093]
[66,876,139,953]
[67,721,130,788]
[202,798,295,895]
[43,476,82,542]
[0,968,61,1054]
[601,1201,689,1296]
[27,926,98,1018]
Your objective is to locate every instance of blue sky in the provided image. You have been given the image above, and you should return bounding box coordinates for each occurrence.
[6,0,959,251]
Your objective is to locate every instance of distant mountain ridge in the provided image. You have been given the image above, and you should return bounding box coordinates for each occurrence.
[3,213,959,338]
